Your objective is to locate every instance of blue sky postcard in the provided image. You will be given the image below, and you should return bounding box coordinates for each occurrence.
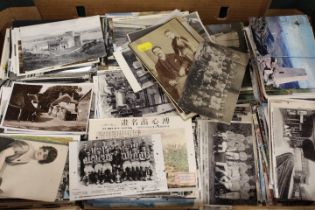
[249,15,315,97]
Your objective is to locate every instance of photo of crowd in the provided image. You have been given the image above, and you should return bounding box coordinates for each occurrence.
[78,138,155,186]
[208,122,257,205]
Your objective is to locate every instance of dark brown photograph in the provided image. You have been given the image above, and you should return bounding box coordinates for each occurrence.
[129,18,204,102]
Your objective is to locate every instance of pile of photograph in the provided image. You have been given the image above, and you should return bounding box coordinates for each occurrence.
[0,6,314,210]
[242,14,315,205]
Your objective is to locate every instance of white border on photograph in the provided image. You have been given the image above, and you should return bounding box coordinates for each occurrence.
[18,16,105,76]
[69,134,168,200]
[88,116,197,190]
[1,81,93,134]
[0,136,68,201]
[114,49,142,92]
[269,99,315,200]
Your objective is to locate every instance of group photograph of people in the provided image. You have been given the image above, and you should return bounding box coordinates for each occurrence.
[78,138,155,186]
[209,123,257,204]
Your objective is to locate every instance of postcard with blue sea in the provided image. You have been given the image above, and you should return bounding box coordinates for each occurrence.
[249,15,315,97]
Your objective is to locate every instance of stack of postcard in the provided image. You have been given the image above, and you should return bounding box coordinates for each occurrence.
[2,8,315,210]
[0,10,202,209]
[242,15,315,205]
[128,16,249,123]
[244,15,315,100]
[247,98,315,204]
[1,15,105,81]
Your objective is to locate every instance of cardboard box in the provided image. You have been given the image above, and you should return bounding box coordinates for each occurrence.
[0,0,271,55]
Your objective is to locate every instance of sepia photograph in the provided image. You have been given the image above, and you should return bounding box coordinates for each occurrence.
[114,46,155,92]
[200,121,257,205]
[94,69,175,118]
[19,16,106,74]
[270,99,315,201]
[129,17,204,103]
[69,135,167,200]
[178,42,248,123]
[0,135,68,201]
[1,82,93,133]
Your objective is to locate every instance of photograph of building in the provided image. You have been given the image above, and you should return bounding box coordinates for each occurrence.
[2,82,92,133]
[272,107,315,201]
[19,16,106,74]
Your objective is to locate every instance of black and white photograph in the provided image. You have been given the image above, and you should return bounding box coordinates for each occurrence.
[69,135,168,200]
[88,116,197,189]
[1,82,93,133]
[110,12,176,50]
[114,46,155,92]
[182,12,211,42]
[207,23,247,52]
[202,121,257,205]
[0,135,68,201]
[178,42,249,123]
[270,99,315,201]
[129,17,204,103]
[19,16,106,75]
[94,69,175,118]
